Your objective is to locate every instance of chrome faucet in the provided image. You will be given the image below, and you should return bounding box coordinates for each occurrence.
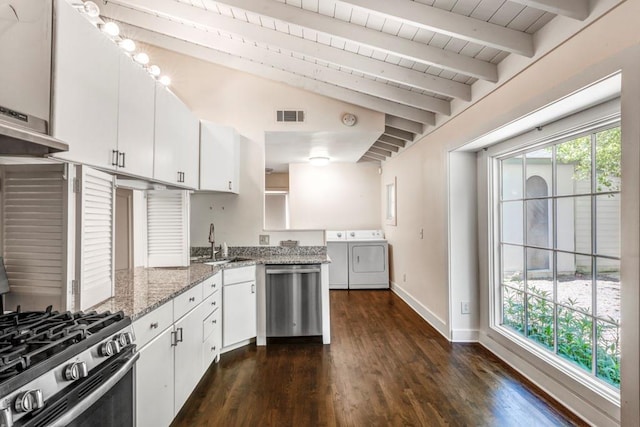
[208,223,216,260]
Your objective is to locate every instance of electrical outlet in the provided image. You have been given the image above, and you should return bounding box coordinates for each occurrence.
[461,301,470,314]
[259,234,270,245]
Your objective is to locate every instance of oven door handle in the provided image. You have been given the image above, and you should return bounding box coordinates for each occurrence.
[49,351,140,427]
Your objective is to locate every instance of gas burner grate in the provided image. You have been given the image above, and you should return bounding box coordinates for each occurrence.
[0,308,127,381]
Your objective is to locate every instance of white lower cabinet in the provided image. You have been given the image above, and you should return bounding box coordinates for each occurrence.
[134,274,222,427]
[136,328,175,427]
[174,305,205,411]
[223,266,257,348]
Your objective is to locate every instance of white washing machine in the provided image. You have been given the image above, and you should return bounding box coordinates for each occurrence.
[326,230,389,289]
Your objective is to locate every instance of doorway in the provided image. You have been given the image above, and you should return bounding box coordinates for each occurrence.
[115,188,133,271]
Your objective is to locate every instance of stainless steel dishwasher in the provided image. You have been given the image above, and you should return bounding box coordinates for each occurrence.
[266,264,322,337]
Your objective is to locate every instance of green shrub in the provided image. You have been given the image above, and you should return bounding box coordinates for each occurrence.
[502,286,620,388]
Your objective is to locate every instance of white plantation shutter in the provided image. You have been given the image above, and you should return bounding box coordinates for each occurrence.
[1,165,68,311]
[77,166,115,310]
[147,190,189,267]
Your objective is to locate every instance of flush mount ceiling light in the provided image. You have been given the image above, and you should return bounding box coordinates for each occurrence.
[119,39,136,53]
[101,22,120,37]
[309,156,330,166]
[159,75,172,86]
[133,52,149,65]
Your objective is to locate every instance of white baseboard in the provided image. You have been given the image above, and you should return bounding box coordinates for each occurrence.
[450,329,479,342]
[390,281,449,340]
[221,338,254,354]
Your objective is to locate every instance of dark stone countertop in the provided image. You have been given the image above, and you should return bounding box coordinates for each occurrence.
[90,254,330,320]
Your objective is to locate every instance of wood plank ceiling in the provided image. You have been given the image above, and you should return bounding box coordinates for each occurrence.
[99,0,593,163]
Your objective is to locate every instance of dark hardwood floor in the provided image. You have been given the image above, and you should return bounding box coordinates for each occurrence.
[172,290,585,426]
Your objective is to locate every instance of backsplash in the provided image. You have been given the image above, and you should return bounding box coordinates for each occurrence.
[190,245,326,258]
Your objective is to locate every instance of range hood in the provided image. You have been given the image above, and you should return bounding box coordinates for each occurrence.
[0,0,68,156]
[0,110,68,156]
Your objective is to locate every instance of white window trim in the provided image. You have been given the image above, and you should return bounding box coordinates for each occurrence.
[480,100,623,420]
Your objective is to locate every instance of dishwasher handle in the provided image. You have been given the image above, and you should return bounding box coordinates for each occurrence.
[266,268,321,275]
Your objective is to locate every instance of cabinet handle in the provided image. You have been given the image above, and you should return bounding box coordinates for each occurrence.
[357,256,360,263]
[228,181,232,190]
[171,330,178,346]
[211,346,216,352]
[212,300,216,306]
[119,152,126,168]
[150,322,158,329]
[189,296,195,302]
[176,327,184,343]
[111,150,119,167]
[251,283,255,294]
[177,171,185,183]
[212,319,216,324]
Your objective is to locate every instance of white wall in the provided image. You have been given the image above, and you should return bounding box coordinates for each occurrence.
[382,1,640,425]
[448,152,479,342]
[289,162,381,230]
[147,46,384,246]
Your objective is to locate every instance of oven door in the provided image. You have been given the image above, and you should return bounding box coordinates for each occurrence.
[17,345,138,427]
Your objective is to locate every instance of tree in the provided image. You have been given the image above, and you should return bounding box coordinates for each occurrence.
[555,127,621,192]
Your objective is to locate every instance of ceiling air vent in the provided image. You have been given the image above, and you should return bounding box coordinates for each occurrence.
[276,110,304,123]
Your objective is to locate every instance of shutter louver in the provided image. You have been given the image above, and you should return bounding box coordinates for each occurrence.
[2,165,66,310]
[147,190,189,267]
[78,166,115,310]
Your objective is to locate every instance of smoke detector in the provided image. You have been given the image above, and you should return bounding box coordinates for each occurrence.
[341,113,357,127]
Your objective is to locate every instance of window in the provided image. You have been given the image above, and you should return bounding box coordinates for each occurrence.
[385,177,397,226]
[498,125,621,389]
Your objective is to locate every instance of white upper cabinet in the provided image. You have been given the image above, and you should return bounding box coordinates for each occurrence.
[154,85,199,189]
[51,0,119,168]
[116,54,155,178]
[199,121,240,193]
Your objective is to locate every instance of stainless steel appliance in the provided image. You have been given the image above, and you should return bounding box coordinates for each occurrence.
[266,264,322,337]
[326,230,389,290]
[0,307,137,426]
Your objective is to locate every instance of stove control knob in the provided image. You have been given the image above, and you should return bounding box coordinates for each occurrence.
[99,340,119,357]
[14,390,44,413]
[64,361,88,381]
[0,407,13,427]
[115,332,134,347]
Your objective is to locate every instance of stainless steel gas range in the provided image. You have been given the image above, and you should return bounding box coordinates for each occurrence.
[0,307,137,427]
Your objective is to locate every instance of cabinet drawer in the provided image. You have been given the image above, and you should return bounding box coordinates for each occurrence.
[202,289,221,320]
[174,283,203,321]
[203,330,219,369]
[133,302,173,349]
[202,272,222,299]
[202,305,220,342]
[223,266,256,285]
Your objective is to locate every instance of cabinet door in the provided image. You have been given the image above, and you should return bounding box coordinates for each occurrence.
[51,0,119,168]
[199,121,239,193]
[223,281,256,347]
[154,85,199,189]
[117,55,155,178]
[174,306,204,414]
[136,327,174,427]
